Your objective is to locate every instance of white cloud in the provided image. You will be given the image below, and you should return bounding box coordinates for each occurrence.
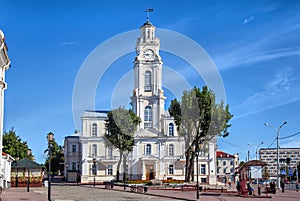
[243,16,254,25]
[61,41,78,46]
[232,68,300,119]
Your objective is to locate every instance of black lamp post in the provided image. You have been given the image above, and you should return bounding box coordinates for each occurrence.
[47,132,54,201]
[27,169,30,192]
[15,157,19,187]
[195,148,199,200]
[65,164,69,182]
[92,158,96,187]
[193,143,200,200]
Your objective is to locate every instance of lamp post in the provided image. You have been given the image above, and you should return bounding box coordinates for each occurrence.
[264,121,287,189]
[15,157,19,187]
[192,142,200,200]
[47,132,54,201]
[92,158,96,187]
[256,142,264,160]
[65,164,68,182]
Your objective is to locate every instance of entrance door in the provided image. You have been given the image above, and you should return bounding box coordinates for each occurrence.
[145,164,155,180]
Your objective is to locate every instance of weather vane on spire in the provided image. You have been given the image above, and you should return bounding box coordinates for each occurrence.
[145,8,154,22]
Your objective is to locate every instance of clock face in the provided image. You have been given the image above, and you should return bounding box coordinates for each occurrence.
[143,49,154,59]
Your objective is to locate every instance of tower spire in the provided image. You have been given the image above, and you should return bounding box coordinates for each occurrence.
[145,8,154,22]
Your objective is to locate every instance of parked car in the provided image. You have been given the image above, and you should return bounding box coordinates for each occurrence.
[291,180,296,184]
[284,179,290,184]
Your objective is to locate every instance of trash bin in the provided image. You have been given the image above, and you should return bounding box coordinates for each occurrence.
[104,181,111,189]
[199,186,203,192]
[44,181,48,187]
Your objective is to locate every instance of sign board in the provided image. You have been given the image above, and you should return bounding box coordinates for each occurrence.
[251,166,262,179]
[288,168,293,176]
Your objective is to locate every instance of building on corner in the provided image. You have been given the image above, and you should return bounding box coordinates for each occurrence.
[216,150,239,185]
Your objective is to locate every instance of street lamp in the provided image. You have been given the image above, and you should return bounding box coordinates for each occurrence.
[264,121,287,189]
[47,132,54,201]
[256,142,264,160]
[92,158,96,187]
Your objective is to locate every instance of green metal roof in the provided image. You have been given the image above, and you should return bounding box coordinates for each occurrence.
[11,158,44,168]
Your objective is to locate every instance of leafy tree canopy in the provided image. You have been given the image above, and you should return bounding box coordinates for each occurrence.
[44,135,64,174]
[3,127,33,160]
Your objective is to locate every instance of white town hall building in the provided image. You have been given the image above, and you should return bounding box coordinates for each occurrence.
[64,19,218,185]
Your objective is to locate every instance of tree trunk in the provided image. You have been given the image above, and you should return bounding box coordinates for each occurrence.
[116,150,123,181]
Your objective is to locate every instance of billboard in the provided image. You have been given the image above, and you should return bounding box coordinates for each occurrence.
[251,166,262,179]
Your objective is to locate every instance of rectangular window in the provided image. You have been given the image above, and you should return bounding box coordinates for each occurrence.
[108,147,113,159]
[107,165,113,175]
[169,164,174,175]
[223,168,226,174]
[223,161,226,166]
[72,144,76,153]
[200,164,206,175]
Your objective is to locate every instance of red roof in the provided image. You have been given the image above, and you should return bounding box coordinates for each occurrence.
[216,150,235,158]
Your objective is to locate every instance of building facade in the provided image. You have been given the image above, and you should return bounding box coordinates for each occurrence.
[0,29,11,188]
[216,150,239,184]
[66,19,218,185]
[259,148,300,180]
[64,134,82,182]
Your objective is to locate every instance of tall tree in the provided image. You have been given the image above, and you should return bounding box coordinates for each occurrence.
[169,86,233,182]
[44,137,64,174]
[105,107,141,181]
[3,128,33,160]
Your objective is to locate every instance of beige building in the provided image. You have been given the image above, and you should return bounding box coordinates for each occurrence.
[259,148,300,180]
[216,150,239,184]
[64,135,82,182]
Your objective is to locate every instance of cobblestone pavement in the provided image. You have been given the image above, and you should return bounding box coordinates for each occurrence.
[1,183,300,201]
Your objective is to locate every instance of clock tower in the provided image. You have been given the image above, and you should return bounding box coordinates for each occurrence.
[131,20,166,131]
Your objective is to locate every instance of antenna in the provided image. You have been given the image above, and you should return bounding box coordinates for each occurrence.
[145,8,154,22]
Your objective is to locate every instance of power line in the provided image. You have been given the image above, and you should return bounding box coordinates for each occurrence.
[279,131,300,140]
[267,138,277,148]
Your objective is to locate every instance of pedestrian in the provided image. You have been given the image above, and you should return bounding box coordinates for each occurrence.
[228,178,232,187]
[296,182,299,192]
[236,180,241,193]
[280,180,285,193]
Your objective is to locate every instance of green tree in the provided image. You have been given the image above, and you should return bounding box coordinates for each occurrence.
[169,86,233,182]
[44,137,64,174]
[105,107,141,181]
[3,127,33,160]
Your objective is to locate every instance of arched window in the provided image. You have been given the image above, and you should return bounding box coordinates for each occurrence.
[92,144,97,157]
[168,144,174,156]
[168,123,174,136]
[146,144,151,155]
[144,71,152,91]
[144,106,152,122]
[91,123,97,136]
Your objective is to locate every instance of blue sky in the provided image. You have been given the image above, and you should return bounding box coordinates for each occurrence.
[1,0,300,164]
